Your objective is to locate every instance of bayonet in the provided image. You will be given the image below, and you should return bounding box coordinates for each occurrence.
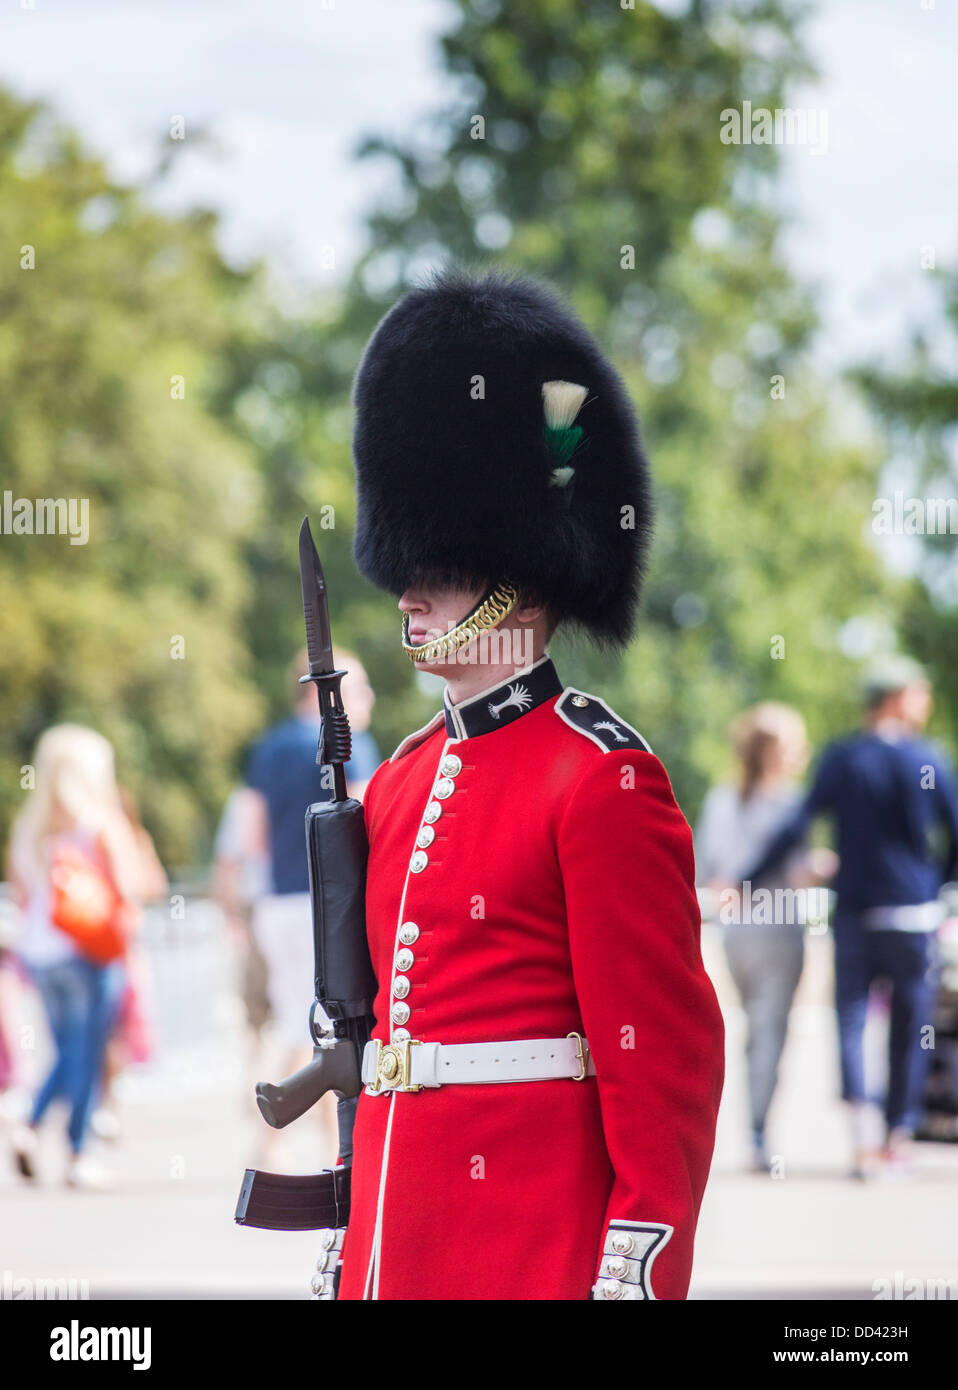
[298,516,349,801]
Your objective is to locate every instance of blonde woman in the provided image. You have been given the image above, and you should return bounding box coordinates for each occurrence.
[696,703,819,1171]
[6,725,142,1188]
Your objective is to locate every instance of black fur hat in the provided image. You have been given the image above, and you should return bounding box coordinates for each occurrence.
[351,268,652,647]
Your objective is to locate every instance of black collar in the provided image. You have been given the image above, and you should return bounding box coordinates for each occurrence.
[443,656,563,740]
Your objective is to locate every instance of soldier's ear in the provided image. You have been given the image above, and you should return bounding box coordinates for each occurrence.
[515,601,545,624]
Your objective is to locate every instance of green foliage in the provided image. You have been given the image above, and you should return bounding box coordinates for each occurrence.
[853,270,958,753]
[1,0,926,871]
[327,0,895,817]
[0,93,265,866]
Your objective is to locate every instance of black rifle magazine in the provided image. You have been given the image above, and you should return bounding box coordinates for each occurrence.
[234,1165,351,1232]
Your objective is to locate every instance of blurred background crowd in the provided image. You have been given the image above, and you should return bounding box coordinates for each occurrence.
[1,0,957,1296]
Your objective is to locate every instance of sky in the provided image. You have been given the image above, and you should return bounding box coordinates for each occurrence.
[2,0,956,372]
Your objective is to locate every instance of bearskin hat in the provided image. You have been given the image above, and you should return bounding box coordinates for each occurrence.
[351,268,652,647]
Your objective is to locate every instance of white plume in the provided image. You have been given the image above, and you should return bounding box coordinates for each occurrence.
[541,380,588,430]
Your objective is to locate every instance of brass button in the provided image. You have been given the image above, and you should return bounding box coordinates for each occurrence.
[396,948,415,972]
[393,975,410,1000]
[398,922,420,945]
[433,777,455,800]
[410,850,429,874]
[423,801,442,825]
[319,1229,337,1251]
[606,1256,629,1279]
[571,695,589,708]
[379,1050,400,1081]
[416,824,435,849]
[610,1232,634,1256]
[440,753,462,777]
[391,1000,410,1026]
[599,1278,623,1300]
[393,1026,411,1042]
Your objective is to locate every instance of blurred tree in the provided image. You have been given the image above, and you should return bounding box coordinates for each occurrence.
[0,91,265,868]
[854,268,958,752]
[209,298,430,771]
[308,0,899,813]
[0,0,919,871]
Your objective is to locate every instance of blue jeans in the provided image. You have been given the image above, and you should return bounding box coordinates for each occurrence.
[29,957,114,1153]
[833,917,939,1133]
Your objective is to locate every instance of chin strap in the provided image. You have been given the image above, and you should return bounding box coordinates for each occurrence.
[401,583,519,665]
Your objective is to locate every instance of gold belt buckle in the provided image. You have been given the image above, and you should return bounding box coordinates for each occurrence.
[567,1031,589,1082]
[370,1038,422,1093]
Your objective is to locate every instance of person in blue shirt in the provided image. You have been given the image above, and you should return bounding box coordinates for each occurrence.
[744,657,958,1176]
[243,648,380,1156]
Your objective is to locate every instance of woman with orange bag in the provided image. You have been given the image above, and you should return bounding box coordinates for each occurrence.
[6,725,142,1188]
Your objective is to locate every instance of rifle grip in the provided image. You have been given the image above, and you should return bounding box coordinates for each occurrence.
[255,1042,362,1130]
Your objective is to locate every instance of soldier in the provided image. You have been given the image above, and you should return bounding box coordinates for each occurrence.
[336,269,724,1301]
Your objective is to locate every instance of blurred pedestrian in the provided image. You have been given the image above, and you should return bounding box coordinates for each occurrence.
[242,648,379,1160]
[5,725,144,1188]
[0,931,14,1097]
[0,893,28,1123]
[745,657,958,1176]
[91,787,168,1142]
[212,785,272,1052]
[696,703,827,1171]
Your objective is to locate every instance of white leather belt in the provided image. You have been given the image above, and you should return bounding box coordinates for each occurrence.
[362,1034,595,1093]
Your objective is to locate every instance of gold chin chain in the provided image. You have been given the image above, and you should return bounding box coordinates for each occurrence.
[401,583,519,664]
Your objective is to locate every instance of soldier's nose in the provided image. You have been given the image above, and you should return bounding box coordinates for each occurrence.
[398,590,428,614]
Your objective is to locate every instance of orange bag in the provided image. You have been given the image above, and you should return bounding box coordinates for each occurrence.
[49,840,132,965]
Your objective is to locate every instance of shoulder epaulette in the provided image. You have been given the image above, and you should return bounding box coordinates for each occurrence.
[390,711,446,762]
[554,688,652,754]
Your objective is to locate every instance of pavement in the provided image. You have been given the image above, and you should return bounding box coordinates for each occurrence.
[1,916,956,1300]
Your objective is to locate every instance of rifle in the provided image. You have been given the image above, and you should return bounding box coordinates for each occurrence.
[235,518,376,1259]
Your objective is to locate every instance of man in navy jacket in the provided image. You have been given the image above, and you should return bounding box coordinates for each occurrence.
[746,658,958,1173]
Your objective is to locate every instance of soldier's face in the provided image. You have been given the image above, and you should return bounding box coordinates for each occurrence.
[399,584,487,666]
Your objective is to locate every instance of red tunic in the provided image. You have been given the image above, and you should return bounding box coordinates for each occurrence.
[337,659,724,1300]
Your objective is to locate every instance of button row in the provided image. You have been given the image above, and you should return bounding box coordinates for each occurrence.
[391,753,465,1037]
[406,753,464,876]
